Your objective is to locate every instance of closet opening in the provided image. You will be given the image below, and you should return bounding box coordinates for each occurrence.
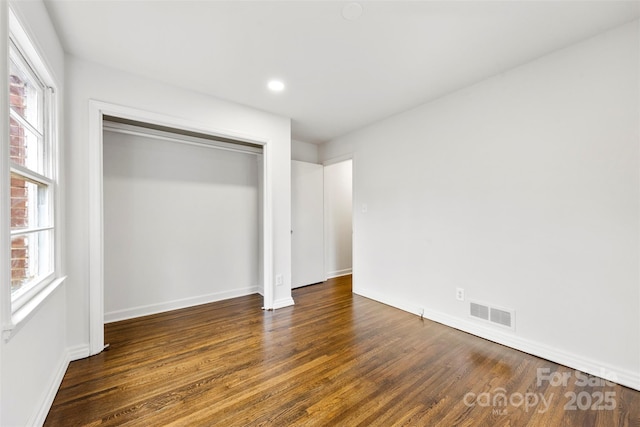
[88,101,273,356]
[102,117,264,324]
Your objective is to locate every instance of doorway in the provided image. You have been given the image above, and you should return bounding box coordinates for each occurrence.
[323,159,353,280]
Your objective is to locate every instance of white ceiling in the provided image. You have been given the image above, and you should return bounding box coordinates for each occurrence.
[44,1,639,144]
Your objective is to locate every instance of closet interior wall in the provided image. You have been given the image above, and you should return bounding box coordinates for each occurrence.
[102,122,262,322]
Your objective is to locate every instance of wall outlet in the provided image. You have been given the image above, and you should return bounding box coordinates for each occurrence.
[456,288,464,301]
[276,274,283,286]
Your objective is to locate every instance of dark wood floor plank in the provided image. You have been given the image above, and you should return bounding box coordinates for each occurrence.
[44,275,640,426]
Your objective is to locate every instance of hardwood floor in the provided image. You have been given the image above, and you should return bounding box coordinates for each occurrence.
[45,275,639,426]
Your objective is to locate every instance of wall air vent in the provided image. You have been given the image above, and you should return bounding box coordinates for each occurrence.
[490,307,512,328]
[470,302,489,320]
[469,301,515,330]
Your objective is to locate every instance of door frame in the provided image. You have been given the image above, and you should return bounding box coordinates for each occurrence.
[88,100,273,355]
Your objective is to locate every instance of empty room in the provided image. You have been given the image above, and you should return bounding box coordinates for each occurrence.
[1,1,639,426]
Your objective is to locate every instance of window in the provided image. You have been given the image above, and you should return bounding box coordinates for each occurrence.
[5,12,58,319]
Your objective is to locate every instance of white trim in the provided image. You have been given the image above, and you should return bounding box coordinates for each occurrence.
[272,297,295,310]
[0,0,11,356]
[326,268,352,279]
[88,100,275,355]
[88,101,104,356]
[29,342,88,426]
[2,276,65,341]
[0,4,8,418]
[4,10,63,345]
[9,225,54,237]
[262,139,274,310]
[91,101,269,147]
[8,108,43,140]
[353,286,640,391]
[28,351,70,427]
[8,9,56,91]
[104,286,260,324]
[9,163,53,186]
[67,344,91,361]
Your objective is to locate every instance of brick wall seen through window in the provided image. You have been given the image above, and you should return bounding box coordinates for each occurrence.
[9,74,29,292]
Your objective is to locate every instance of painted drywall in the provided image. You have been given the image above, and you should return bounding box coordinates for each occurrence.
[324,160,352,278]
[1,1,68,426]
[292,139,319,163]
[65,56,292,353]
[1,288,67,426]
[103,130,260,321]
[320,21,640,389]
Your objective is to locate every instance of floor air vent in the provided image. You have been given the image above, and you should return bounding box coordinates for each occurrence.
[470,301,515,330]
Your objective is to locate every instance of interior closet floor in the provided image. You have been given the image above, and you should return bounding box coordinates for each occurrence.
[45,275,639,426]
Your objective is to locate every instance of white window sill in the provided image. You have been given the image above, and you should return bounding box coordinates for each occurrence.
[2,275,66,342]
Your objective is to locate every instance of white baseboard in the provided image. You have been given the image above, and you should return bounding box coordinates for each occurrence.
[68,344,91,361]
[354,286,640,391]
[326,268,352,279]
[29,350,70,426]
[272,297,295,309]
[104,286,259,323]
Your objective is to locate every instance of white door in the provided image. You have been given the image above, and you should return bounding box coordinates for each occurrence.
[291,160,324,288]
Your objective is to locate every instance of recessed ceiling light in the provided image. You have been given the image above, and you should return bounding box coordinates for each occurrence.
[268,80,285,92]
[342,2,363,21]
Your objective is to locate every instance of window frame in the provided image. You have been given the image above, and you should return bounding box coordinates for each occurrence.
[2,7,63,340]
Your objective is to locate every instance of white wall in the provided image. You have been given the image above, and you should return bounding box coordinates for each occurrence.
[1,1,68,426]
[1,289,67,426]
[292,139,319,163]
[324,160,352,278]
[103,130,260,322]
[320,21,640,389]
[65,56,292,354]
